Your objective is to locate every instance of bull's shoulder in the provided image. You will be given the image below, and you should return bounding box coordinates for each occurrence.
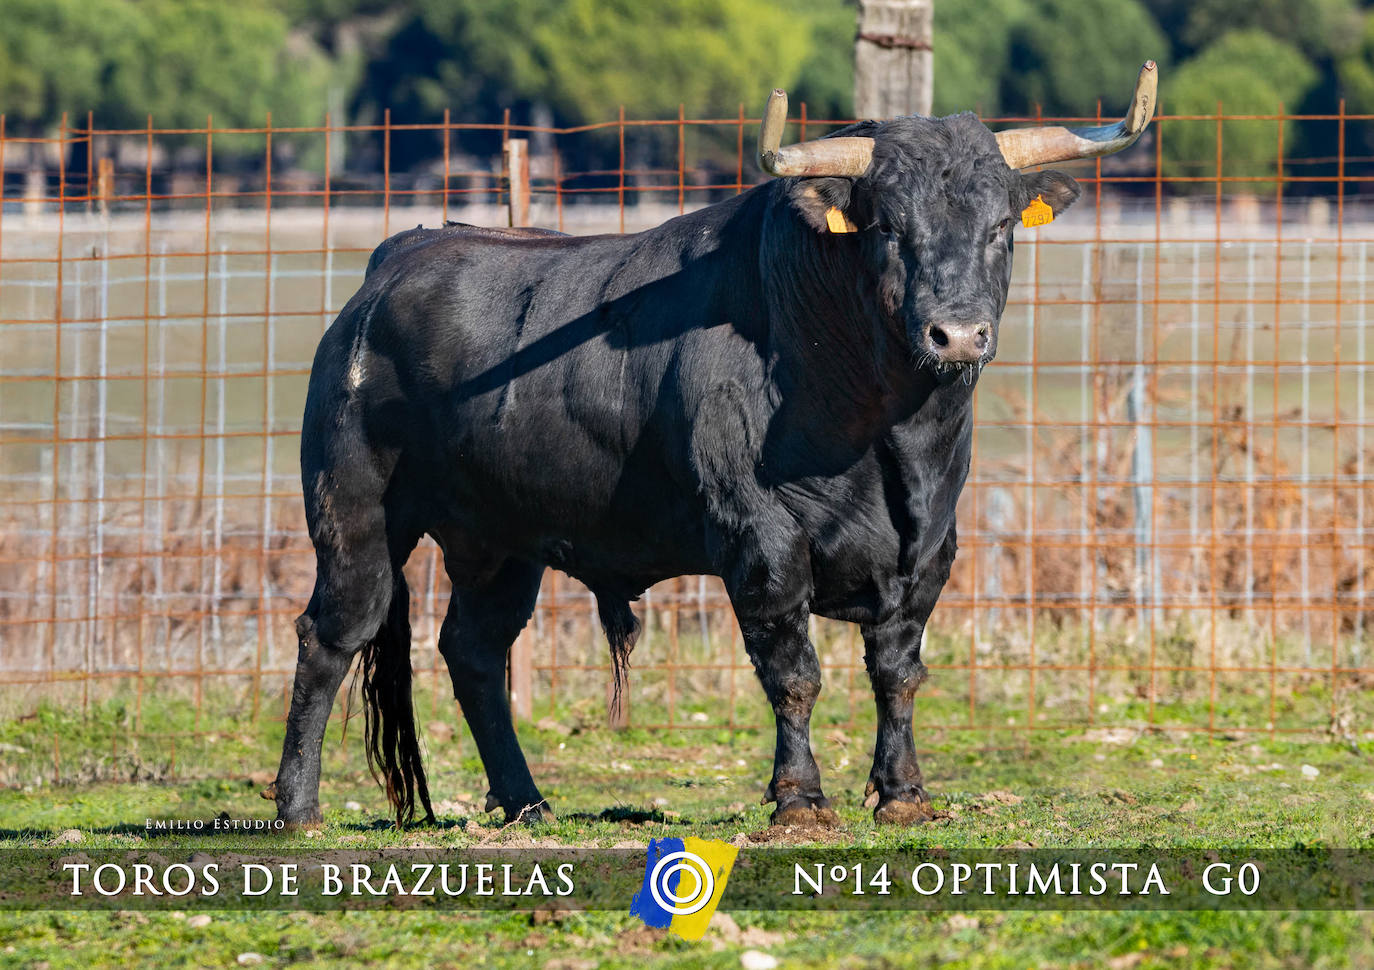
[364,222,570,276]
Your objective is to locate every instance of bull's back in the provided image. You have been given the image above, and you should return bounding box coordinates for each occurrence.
[344,225,723,580]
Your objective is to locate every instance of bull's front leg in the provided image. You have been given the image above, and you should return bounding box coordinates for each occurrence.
[859,527,956,825]
[736,603,839,828]
[695,393,836,827]
[860,614,933,824]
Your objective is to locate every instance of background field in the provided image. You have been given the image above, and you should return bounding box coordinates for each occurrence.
[4,189,1374,760]
[3,106,1374,968]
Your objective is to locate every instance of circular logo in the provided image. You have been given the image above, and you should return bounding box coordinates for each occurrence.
[647,850,716,917]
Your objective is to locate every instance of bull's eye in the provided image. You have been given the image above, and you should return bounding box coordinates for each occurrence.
[989,218,1012,244]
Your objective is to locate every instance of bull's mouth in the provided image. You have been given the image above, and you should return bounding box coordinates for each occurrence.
[913,348,990,383]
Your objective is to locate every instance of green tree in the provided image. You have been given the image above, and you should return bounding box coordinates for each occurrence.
[1162,30,1320,186]
[0,0,137,129]
[1336,10,1374,107]
[1005,0,1170,116]
[275,0,396,30]
[402,0,559,118]
[1334,10,1374,158]
[1176,0,1363,62]
[351,0,834,124]
[531,0,812,122]
[775,0,855,121]
[933,0,1028,116]
[106,0,332,130]
[0,0,331,140]
[341,0,829,170]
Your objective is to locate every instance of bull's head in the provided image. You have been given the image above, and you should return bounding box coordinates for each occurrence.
[759,62,1157,373]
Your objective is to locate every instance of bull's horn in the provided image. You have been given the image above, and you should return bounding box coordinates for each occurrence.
[758,88,875,178]
[994,61,1158,170]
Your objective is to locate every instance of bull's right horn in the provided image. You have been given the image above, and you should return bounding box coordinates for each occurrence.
[757,88,875,178]
[994,61,1158,170]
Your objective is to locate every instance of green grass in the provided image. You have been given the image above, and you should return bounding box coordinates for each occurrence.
[1,694,1373,968]
[5,909,1374,970]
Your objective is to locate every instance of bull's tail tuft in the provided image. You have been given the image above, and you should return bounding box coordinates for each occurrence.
[358,573,435,828]
[596,596,640,724]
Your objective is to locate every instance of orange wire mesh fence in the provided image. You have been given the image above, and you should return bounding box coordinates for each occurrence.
[2,106,1373,786]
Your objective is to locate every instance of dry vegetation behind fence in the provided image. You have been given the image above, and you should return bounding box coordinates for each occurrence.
[2,110,1374,786]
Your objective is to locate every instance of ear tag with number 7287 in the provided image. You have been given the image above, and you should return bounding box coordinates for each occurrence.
[1020,195,1054,228]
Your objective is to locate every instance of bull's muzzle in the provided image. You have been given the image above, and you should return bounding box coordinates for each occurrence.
[924,321,989,365]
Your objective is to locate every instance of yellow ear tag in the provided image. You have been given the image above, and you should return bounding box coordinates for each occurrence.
[1020,195,1054,228]
[825,206,856,234]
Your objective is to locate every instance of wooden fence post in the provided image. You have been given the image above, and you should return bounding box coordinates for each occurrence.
[96,156,114,218]
[854,0,933,120]
[505,138,530,227]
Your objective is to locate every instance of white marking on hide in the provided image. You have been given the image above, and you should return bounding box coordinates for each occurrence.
[347,353,366,390]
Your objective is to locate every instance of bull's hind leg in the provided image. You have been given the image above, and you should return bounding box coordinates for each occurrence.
[276,519,423,825]
[275,401,420,825]
[859,528,958,825]
[276,533,412,824]
[437,558,551,824]
[274,588,360,825]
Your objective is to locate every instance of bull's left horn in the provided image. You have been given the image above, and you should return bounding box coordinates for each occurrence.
[994,60,1158,170]
[758,88,875,178]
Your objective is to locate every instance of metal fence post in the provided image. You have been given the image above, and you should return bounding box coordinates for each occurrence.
[1190,241,1202,605]
[1357,241,1368,659]
[1301,239,1313,663]
[212,245,228,651]
[1079,245,1092,639]
[93,240,110,701]
[1245,241,1257,623]
[154,242,168,668]
[1130,246,1155,632]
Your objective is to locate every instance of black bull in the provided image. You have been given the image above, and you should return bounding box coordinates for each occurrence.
[271,79,1155,828]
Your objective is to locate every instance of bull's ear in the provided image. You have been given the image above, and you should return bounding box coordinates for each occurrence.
[1017,170,1080,218]
[788,177,859,234]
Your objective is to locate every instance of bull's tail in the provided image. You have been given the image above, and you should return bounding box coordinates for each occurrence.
[596,596,640,724]
[358,572,435,828]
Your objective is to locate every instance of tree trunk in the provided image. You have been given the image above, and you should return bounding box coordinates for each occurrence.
[854,0,933,120]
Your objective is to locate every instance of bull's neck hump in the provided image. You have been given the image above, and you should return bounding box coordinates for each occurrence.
[625,189,771,322]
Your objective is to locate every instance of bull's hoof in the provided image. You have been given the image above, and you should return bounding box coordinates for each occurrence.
[486,793,555,826]
[275,810,325,831]
[278,818,326,832]
[275,794,324,829]
[771,796,840,829]
[506,803,555,826]
[873,797,933,826]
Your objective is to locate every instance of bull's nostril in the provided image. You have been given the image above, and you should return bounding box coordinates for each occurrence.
[974,329,988,349]
[929,325,949,348]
